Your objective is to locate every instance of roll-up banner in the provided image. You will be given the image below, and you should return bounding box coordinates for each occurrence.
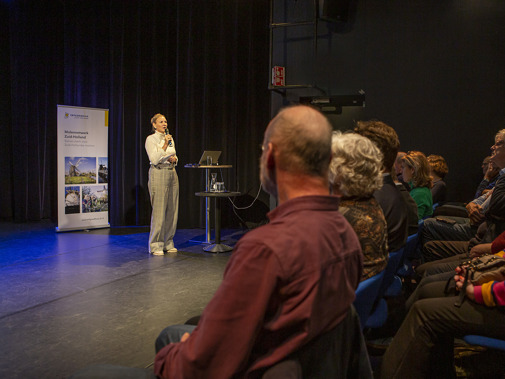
[56,105,109,232]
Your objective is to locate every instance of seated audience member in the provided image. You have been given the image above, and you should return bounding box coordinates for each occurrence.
[406,228,505,310]
[392,169,419,235]
[465,188,493,225]
[427,154,448,205]
[381,263,505,378]
[457,159,501,225]
[329,131,388,280]
[395,151,410,190]
[392,149,418,236]
[382,231,505,378]
[401,151,433,220]
[421,129,505,250]
[354,121,409,252]
[465,159,501,220]
[152,106,364,378]
[407,232,505,315]
[423,192,489,252]
[475,155,501,198]
[432,157,500,219]
[422,182,499,263]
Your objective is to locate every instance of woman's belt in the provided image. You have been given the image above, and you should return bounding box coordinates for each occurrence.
[151,164,174,170]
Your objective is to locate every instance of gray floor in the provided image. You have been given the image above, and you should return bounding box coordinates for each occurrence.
[0,221,244,378]
[3,221,503,379]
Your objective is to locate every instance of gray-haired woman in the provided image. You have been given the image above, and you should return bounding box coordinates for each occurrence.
[329,131,388,280]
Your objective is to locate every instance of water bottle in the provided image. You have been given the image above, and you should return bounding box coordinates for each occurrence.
[210,173,217,192]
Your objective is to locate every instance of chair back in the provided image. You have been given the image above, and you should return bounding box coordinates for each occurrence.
[404,232,419,259]
[377,247,405,300]
[354,270,385,327]
[261,306,373,379]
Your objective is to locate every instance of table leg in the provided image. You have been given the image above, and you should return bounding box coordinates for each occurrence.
[203,197,232,253]
[205,168,211,244]
[215,197,221,244]
[205,197,211,243]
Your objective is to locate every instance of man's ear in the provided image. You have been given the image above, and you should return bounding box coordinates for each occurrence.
[266,142,275,169]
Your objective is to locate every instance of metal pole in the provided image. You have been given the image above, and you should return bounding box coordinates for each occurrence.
[205,168,211,243]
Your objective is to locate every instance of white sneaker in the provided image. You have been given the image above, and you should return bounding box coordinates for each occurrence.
[151,250,164,256]
[165,247,178,253]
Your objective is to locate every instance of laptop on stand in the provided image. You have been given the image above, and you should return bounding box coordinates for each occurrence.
[198,151,222,166]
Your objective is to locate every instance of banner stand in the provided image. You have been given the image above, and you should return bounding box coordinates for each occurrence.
[56,105,110,232]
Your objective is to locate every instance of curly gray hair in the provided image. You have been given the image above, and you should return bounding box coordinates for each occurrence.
[329,131,383,197]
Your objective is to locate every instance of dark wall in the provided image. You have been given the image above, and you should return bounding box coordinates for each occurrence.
[4,0,505,226]
[1,0,271,227]
[272,0,505,202]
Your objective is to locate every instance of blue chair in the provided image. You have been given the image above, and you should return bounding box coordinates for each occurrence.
[354,270,385,328]
[396,233,418,277]
[397,220,425,277]
[364,247,406,329]
[404,232,419,259]
[463,335,505,352]
[364,296,388,329]
[409,219,425,258]
[384,248,405,297]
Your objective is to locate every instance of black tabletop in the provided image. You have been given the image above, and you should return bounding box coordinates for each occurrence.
[195,191,241,197]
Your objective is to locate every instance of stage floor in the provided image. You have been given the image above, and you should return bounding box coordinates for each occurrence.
[0,220,245,378]
[1,221,502,378]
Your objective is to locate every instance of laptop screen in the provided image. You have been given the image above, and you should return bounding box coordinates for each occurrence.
[198,151,222,165]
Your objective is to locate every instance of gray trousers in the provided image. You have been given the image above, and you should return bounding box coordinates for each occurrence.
[422,240,470,263]
[421,217,476,247]
[148,166,179,252]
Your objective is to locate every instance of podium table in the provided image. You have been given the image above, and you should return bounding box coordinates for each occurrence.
[195,191,241,253]
[184,164,235,248]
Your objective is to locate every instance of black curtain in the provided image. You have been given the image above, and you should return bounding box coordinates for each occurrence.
[2,0,271,228]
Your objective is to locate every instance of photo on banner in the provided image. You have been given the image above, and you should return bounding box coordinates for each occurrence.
[56,105,109,232]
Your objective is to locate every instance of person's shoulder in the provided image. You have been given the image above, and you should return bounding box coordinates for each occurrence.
[374,181,404,205]
[234,223,280,249]
[369,196,385,210]
[495,174,505,186]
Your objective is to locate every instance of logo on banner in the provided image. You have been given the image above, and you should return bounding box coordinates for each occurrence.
[66,113,89,120]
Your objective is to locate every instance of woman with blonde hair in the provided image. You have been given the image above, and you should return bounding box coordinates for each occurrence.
[145,113,179,255]
[402,151,433,219]
[330,131,388,280]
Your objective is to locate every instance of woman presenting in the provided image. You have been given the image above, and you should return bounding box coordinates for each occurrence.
[145,113,179,255]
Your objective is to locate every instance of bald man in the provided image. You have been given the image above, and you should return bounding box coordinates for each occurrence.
[153,105,363,378]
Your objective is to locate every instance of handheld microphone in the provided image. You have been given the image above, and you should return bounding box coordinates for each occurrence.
[165,128,172,146]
